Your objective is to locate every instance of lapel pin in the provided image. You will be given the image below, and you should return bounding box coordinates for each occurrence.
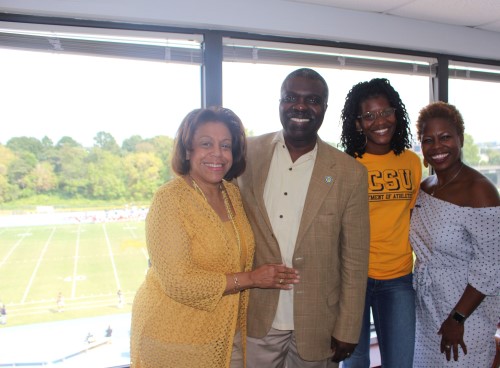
[324,176,333,184]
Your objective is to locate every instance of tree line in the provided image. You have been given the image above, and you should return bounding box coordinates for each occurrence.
[0,130,496,205]
[0,132,174,204]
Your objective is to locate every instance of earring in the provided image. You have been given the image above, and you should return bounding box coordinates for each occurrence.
[357,129,367,150]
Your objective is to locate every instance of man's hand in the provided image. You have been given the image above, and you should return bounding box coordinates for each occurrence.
[331,336,357,363]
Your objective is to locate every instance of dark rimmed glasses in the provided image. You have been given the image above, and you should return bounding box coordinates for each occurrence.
[357,107,396,121]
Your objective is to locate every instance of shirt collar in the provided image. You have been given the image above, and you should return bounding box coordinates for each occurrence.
[274,130,319,161]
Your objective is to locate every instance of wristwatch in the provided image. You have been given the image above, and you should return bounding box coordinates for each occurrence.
[450,309,467,324]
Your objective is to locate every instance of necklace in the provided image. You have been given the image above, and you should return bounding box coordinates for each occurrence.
[431,163,464,196]
[190,175,212,202]
[221,184,242,256]
[190,176,241,256]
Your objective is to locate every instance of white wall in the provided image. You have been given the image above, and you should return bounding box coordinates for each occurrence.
[1,0,499,61]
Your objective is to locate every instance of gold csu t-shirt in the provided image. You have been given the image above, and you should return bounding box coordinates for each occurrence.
[357,150,422,280]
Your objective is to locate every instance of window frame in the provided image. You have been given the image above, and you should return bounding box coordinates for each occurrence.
[1,11,499,368]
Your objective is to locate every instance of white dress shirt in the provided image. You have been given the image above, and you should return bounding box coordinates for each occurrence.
[264,131,317,330]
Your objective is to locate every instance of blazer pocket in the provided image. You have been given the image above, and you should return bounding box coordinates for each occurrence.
[317,197,340,216]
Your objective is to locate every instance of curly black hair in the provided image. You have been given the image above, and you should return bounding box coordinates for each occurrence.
[340,78,412,158]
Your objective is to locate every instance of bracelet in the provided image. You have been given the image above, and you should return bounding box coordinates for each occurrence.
[232,274,241,293]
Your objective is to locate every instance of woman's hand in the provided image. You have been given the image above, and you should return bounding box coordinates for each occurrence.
[224,264,300,295]
[250,263,300,289]
[438,316,467,361]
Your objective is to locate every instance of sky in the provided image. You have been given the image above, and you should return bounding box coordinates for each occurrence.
[0,49,200,147]
[1,48,498,148]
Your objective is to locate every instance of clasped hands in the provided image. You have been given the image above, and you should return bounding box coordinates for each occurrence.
[250,263,300,289]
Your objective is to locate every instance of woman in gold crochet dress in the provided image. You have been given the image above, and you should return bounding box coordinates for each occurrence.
[130,107,300,368]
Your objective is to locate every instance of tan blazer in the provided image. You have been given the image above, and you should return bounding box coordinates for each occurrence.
[238,132,370,362]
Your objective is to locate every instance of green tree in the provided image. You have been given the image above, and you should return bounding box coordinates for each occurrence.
[0,145,16,176]
[245,128,255,137]
[462,133,480,166]
[122,135,144,152]
[135,141,155,153]
[41,136,54,149]
[0,145,18,202]
[123,152,162,200]
[0,174,17,202]
[86,148,126,199]
[8,151,37,191]
[94,131,120,154]
[56,136,82,148]
[147,135,174,182]
[485,149,500,165]
[27,161,58,193]
[54,145,89,197]
[39,136,56,161]
[6,136,44,160]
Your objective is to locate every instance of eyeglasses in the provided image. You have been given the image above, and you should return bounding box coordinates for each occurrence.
[357,107,396,121]
[280,95,323,105]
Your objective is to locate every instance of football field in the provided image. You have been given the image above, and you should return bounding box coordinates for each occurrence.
[0,219,148,327]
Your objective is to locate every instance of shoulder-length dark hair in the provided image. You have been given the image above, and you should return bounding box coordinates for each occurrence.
[171,107,247,180]
[340,78,412,158]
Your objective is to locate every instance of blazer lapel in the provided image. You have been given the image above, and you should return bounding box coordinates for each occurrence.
[294,139,336,253]
[252,133,277,235]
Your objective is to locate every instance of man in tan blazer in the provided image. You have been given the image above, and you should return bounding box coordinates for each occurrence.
[238,68,370,367]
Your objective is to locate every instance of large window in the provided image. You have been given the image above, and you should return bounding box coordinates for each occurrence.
[448,62,500,189]
[223,39,433,148]
[0,23,201,367]
[1,19,499,368]
[0,23,202,145]
[223,39,435,353]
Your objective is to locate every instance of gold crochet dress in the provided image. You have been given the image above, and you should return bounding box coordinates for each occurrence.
[130,177,254,368]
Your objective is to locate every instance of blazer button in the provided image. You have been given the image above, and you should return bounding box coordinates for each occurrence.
[294,257,304,267]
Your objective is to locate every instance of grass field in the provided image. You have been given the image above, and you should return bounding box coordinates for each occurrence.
[0,218,148,327]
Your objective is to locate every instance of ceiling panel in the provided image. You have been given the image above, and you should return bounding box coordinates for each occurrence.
[391,0,500,27]
[287,0,500,32]
[482,19,500,32]
[286,0,411,13]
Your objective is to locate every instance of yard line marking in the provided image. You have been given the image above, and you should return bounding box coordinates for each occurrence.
[71,223,81,299]
[141,248,148,260]
[0,231,30,269]
[8,291,137,316]
[124,224,138,239]
[102,223,121,290]
[21,227,56,304]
